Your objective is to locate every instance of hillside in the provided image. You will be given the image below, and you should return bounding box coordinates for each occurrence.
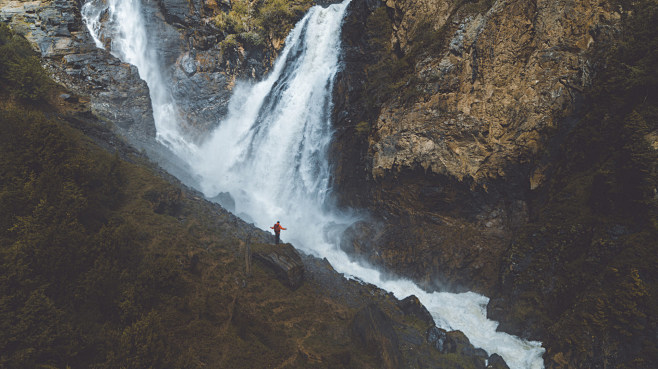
[0,23,499,368]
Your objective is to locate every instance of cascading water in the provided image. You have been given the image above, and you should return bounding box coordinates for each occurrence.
[82,0,545,368]
[82,0,190,154]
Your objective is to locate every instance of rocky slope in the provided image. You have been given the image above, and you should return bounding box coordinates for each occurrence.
[1,23,505,368]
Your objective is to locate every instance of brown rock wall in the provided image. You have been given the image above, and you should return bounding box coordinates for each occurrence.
[372,0,620,184]
[335,0,622,292]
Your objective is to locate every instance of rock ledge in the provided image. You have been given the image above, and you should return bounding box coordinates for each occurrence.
[252,243,305,289]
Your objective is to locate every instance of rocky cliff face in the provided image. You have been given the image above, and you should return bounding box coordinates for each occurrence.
[333,1,658,368]
[0,0,296,148]
[333,0,621,293]
[1,0,155,140]
[0,0,311,188]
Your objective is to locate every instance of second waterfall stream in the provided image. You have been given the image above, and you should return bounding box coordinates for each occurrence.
[82,0,545,367]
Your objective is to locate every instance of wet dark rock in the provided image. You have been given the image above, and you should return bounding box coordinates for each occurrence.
[397,295,434,328]
[170,65,231,136]
[208,191,236,213]
[157,0,195,25]
[329,0,383,210]
[252,243,305,290]
[487,353,510,369]
[314,0,347,6]
[473,347,489,360]
[350,303,401,369]
[426,325,458,354]
[426,326,491,368]
[339,219,383,262]
[448,330,487,368]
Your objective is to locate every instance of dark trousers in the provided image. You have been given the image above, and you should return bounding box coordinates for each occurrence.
[274,232,280,244]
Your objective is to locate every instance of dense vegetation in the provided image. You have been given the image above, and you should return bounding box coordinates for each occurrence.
[214,0,313,52]
[0,25,52,103]
[0,24,216,369]
[493,1,658,368]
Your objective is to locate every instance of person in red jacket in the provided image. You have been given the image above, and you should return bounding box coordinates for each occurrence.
[270,221,287,244]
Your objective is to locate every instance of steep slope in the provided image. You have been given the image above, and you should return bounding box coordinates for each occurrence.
[4,0,656,368]
[0,24,501,369]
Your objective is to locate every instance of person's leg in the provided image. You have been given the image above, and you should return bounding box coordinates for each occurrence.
[275,233,280,244]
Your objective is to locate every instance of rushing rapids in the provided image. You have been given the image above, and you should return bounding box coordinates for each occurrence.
[82,0,545,367]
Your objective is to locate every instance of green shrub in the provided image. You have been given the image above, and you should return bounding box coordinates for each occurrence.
[220,34,241,53]
[239,31,265,47]
[355,121,370,135]
[214,0,312,52]
[0,24,51,103]
[258,0,296,39]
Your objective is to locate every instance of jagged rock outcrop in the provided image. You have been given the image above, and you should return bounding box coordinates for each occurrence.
[487,353,511,369]
[397,294,434,326]
[0,0,283,149]
[333,0,622,292]
[1,0,156,141]
[251,242,305,289]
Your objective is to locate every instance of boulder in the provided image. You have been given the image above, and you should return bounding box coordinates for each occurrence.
[252,243,304,289]
[426,326,489,368]
[425,325,455,354]
[397,295,434,328]
[350,303,401,369]
[487,353,510,369]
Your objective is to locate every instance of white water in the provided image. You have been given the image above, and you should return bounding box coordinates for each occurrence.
[81,0,191,154]
[82,1,545,368]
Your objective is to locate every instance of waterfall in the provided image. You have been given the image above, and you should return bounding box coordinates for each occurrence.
[81,0,191,154]
[82,1,546,368]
